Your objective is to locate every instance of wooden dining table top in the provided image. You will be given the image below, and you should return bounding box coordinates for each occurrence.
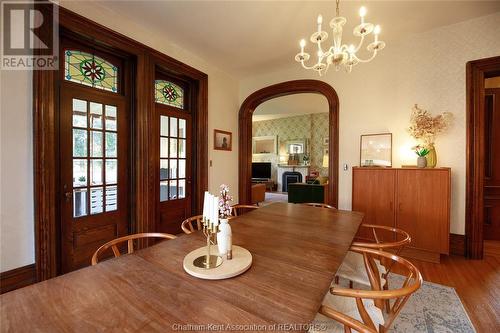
[0,203,363,332]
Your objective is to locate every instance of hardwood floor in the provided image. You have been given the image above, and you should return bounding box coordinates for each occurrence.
[401,240,499,332]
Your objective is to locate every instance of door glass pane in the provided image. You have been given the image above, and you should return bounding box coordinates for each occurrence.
[178,119,186,138]
[105,159,117,184]
[178,179,186,199]
[90,159,103,185]
[90,130,103,157]
[90,187,104,214]
[105,132,117,157]
[73,129,87,157]
[178,159,186,178]
[160,137,168,158]
[169,180,177,200]
[170,117,178,137]
[73,188,87,217]
[73,159,87,187]
[105,105,117,131]
[160,181,168,202]
[160,159,168,180]
[89,102,103,129]
[105,186,117,212]
[160,116,169,136]
[169,159,177,179]
[169,139,178,158]
[73,99,87,127]
[178,139,186,158]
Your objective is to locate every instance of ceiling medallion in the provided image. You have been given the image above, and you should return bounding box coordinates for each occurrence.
[295,0,385,75]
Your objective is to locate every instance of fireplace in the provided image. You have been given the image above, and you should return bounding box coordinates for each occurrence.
[282,171,303,192]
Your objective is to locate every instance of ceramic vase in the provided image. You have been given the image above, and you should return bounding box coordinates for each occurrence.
[217,218,232,255]
[417,156,427,168]
[426,145,437,168]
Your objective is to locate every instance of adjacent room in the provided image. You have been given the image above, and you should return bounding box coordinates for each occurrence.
[1,1,499,332]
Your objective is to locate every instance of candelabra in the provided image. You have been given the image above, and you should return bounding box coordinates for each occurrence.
[295,0,385,75]
[192,218,223,269]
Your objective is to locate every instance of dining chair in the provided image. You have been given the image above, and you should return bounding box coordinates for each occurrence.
[313,246,422,333]
[181,215,204,234]
[91,233,176,265]
[301,203,337,209]
[335,224,411,292]
[230,204,259,217]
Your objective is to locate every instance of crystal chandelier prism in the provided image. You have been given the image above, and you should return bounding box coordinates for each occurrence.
[295,0,386,75]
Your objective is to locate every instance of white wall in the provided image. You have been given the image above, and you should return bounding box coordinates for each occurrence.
[0,70,35,272]
[0,2,240,272]
[239,13,500,235]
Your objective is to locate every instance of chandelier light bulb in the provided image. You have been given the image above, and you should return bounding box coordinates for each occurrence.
[300,39,306,48]
[317,15,323,25]
[374,25,381,35]
[359,7,367,17]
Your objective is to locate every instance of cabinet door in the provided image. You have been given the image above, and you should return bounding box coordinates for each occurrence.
[352,168,396,241]
[396,169,450,254]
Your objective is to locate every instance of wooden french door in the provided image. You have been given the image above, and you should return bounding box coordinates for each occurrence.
[60,82,129,272]
[484,87,500,240]
[155,78,192,234]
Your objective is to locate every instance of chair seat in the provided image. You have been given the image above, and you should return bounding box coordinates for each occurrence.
[309,292,384,333]
[336,251,386,287]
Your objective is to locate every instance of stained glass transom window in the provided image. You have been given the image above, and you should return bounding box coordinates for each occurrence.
[155,80,184,109]
[65,50,118,93]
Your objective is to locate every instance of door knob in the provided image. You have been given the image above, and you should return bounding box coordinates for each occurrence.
[64,191,72,202]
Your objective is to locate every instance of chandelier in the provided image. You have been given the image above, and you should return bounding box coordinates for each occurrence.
[295,0,385,75]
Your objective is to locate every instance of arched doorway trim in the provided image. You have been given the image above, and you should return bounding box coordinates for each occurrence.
[238,79,339,206]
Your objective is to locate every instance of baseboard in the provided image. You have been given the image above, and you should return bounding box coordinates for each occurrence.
[450,233,466,256]
[0,264,36,294]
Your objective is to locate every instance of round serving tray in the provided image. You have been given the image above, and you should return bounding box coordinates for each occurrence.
[183,245,252,280]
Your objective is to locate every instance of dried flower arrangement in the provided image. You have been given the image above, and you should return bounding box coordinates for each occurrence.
[218,184,233,219]
[407,104,453,146]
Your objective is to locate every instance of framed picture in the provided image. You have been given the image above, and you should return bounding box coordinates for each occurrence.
[360,133,392,167]
[323,137,329,145]
[214,129,232,151]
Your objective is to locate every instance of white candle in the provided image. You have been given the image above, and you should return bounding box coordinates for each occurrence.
[214,196,220,226]
[203,191,209,220]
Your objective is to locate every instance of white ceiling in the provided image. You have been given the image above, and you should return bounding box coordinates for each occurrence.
[253,93,328,121]
[88,0,500,77]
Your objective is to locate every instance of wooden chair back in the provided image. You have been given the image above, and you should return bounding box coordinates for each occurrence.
[91,233,176,265]
[181,215,203,234]
[231,204,259,217]
[301,203,337,209]
[353,224,411,275]
[320,246,422,333]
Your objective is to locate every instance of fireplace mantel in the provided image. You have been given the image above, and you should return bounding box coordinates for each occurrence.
[277,165,310,192]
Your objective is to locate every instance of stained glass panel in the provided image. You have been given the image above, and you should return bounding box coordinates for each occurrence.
[155,80,184,109]
[65,50,118,93]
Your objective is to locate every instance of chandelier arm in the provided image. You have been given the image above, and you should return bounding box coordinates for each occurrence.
[300,59,319,70]
[352,50,378,63]
[354,34,365,53]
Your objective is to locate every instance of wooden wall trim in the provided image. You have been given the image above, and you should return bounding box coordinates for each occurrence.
[466,56,500,259]
[238,80,339,207]
[450,233,466,256]
[0,264,36,294]
[34,5,208,277]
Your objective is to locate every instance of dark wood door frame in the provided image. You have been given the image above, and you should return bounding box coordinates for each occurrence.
[33,4,207,280]
[465,55,500,259]
[238,80,339,206]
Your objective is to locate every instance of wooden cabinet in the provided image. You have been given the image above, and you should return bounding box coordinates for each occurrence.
[352,167,451,262]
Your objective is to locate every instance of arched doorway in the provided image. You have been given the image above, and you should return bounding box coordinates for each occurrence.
[238,80,339,206]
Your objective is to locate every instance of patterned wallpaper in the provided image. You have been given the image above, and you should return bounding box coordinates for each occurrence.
[252,113,329,181]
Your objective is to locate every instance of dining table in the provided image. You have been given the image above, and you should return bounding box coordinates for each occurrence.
[0,202,363,332]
